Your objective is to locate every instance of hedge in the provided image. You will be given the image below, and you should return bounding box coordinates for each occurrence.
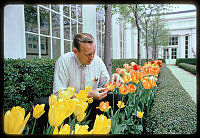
[144,64,197,134]
[177,63,196,75]
[176,58,196,65]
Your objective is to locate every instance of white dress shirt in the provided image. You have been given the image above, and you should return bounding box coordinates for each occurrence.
[53,52,110,97]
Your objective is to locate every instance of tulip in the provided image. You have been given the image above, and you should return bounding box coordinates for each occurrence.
[137,111,144,118]
[117,101,126,109]
[122,73,132,83]
[105,82,117,91]
[4,106,30,134]
[92,114,111,134]
[119,84,128,95]
[49,94,58,106]
[73,99,88,116]
[85,86,92,93]
[76,112,86,122]
[74,124,91,134]
[53,124,70,134]
[96,101,111,112]
[87,97,93,104]
[77,90,88,102]
[48,98,75,127]
[32,104,45,119]
[127,84,137,93]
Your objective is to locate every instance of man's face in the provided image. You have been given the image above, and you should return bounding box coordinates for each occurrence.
[74,42,96,65]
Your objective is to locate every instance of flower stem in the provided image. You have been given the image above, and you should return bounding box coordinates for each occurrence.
[31,118,36,134]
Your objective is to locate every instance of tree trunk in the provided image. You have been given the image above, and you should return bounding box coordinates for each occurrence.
[145,21,149,63]
[104,4,112,77]
[134,5,141,66]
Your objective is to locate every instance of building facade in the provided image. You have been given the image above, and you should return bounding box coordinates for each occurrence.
[4,4,196,64]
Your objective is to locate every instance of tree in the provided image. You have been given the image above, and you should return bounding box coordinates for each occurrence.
[104,4,113,77]
[113,4,144,66]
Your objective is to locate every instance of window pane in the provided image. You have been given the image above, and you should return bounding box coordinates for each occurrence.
[77,5,82,22]
[78,23,82,33]
[40,7,50,35]
[71,5,76,19]
[42,5,49,8]
[52,12,60,38]
[52,38,61,59]
[63,5,70,17]
[71,20,77,39]
[64,17,70,40]
[26,33,39,58]
[24,5,38,33]
[41,36,51,58]
[64,40,71,53]
[52,5,59,12]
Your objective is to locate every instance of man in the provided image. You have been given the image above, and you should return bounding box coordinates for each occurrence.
[53,32,124,100]
[53,33,124,130]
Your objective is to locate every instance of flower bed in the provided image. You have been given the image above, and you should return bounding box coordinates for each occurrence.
[4,60,162,134]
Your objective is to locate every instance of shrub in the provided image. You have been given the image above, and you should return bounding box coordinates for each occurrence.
[176,58,196,65]
[4,58,56,112]
[144,64,197,134]
[177,63,196,75]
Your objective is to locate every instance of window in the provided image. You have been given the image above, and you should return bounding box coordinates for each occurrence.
[163,49,169,59]
[185,35,189,58]
[120,22,126,59]
[24,4,83,59]
[169,36,178,45]
[96,5,105,59]
[172,48,177,59]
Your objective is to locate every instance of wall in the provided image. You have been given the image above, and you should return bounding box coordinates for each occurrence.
[4,5,26,59]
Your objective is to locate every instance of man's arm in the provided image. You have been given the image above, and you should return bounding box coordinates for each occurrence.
[53,57,69,97]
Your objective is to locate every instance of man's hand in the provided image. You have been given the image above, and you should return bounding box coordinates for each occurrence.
[111,73,124,86]
[88,88,108,100]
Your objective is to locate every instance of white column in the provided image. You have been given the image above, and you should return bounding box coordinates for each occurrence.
[60,5,64,55]
[4,5,26,59]
[179,35,184,58]
[82,5,97,44]
[131,24,137,59]
[125,23,132,58]
[112,13,120,59]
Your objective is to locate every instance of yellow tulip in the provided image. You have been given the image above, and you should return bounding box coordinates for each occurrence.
[117,101,126,109]
[92,114,111,134]
[49,94,58,106]
[137,111,144,118]
[48,98,75,127]
[85,86,92,92]
[76,112,86,122]
[73,99,88,116]
[74,124,90,134]
[4,106,30,134]
[77,90,88,102]
[32,104,45,119]
[87,97,93,104]
[59,87,75,100]
[53,124,70,134]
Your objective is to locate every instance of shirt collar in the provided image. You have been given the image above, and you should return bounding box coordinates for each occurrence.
[74,53,87,68]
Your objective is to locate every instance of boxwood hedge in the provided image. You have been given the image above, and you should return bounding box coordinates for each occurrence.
[144,64,197,134]
[177,63,196,75]
[176,58,196,65]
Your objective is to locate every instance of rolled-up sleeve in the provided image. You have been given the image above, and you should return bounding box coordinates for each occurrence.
[53,57,69,97]
[98,60,110,88]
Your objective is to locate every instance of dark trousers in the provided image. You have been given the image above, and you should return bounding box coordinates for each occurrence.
[33,93,126,133]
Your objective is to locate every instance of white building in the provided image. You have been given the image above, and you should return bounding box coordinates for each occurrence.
[4,4,196,64]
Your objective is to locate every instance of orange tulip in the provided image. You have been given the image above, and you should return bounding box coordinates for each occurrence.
[127,84,137,93]
[119,84,128,95]
[105,82,117,91]
[96,101,111,112]
[122,73,132,84]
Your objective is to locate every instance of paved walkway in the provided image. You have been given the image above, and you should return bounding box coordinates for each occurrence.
[166,65,196,103]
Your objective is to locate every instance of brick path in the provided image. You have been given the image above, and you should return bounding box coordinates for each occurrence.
[167,65,196,103]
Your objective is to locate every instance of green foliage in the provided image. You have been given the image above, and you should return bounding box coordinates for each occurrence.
[176,58,196,65]
[144,64,197,134]
[4,58,56,113]
[177,63,196,75]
